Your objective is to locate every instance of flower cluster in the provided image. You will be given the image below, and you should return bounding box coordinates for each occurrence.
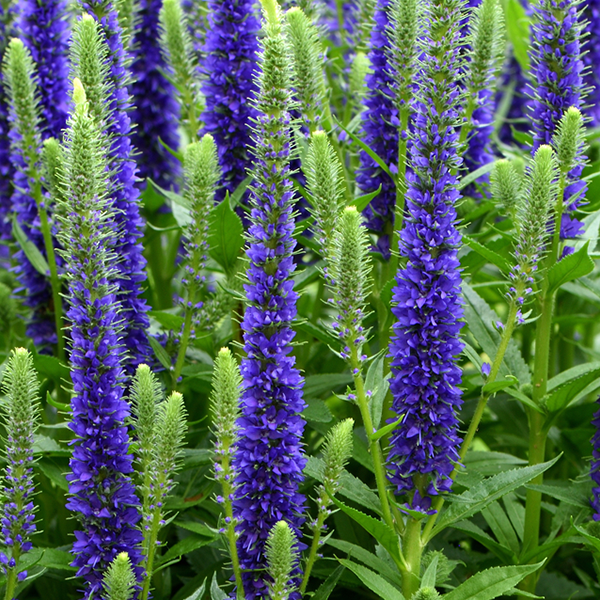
[200,0,259,203]
[583,0,600,126]
[130,0,181,190]
[79,0,151,372]
[356,0,398,258]
[387,0,465,511]
[58,79,142,600]
[233,1,307,597]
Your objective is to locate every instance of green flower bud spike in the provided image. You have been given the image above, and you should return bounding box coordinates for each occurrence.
[0,348,41,600]
[210,347,244,598]
[326,206,394,530]
[491,158,524,218]
[348,51,370,115]
[266,521,299,600]
[300,418,354,594]
[2,38,65,360]
[460,0,505,149]
[553,106,585,176]
[304,130,345,259]
[159,0,201,142]
[140,391,187,600]
[130,364,162,504]
[70,15,111,127]
[286,7,327,132]
[102,552,136,600]
[172,134,221,388]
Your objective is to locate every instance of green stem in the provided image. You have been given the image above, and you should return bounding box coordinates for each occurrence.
[140,510,161,600]
[401,517,422,599]
[3,546,20,600]
[221,451,245,599]
[422,298,520,543]
[351,347,395,531]
[300,495,328,596]
[172,304,194,389]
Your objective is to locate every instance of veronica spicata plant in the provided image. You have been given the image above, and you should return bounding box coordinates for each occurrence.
[232,0,307,596]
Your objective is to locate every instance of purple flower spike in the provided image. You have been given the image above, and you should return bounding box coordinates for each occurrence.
[19,0,70,140]
[529,0,586,242]
[583,0,600,126]
[200,0,260,203]
[79,0,151,373]
[232,3,306,598]
[356,0,398,259]
[59,81,143,600]
[130,0,181,190]
[387,0,465,509]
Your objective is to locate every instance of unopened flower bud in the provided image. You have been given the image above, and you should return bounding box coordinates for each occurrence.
[553,106,585,176]
[102,552,136,600]
[265,521,299,600]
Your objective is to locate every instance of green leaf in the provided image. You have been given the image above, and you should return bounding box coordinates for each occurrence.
[452,520,516,563]
[462,283,531,384]
[421,553,438,588]
[33,434,69,456]
[149,335,172,371]
[464,452,527,477]
[482,501,520,556]
[351,186,382,212]
[37,459,69,491]
[181,448,212,469]
[428,457,559,539]
[45,390,70,413]
[312,565,345,600]
[304,373,354,398]
[338,559,405,600]
[331,496,400,563]
[305,456,382,515]
[458,162,498,191]
[463,235,510,273]
[546,242,594,294]
[149,310,185,331]
[229,175,252,210]
[208,198,244,275]
[370,417,401,442]
[482,376,518,395]
[304,396,333,423]
[210,573,228,600]
[545,361,600,413]
[39,549,77,572]
[334,118,395,181]
[32,354,70,382]
[12,217,49,276]
[181,579,207,600]
[443,562,544,600]
[174,521,216,537]
[155,534,215,567]
[365,350,389,430]
[326,539,402,588]
[504,0,530,71]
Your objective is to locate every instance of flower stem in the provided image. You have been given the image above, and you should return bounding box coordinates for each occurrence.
[221,447,245,598]
[350,347,395,531]
[422,297,520,543]
[300,499,327,596]
[140,509,161,600]
[401,517,422,599]
[3,546,21,600]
